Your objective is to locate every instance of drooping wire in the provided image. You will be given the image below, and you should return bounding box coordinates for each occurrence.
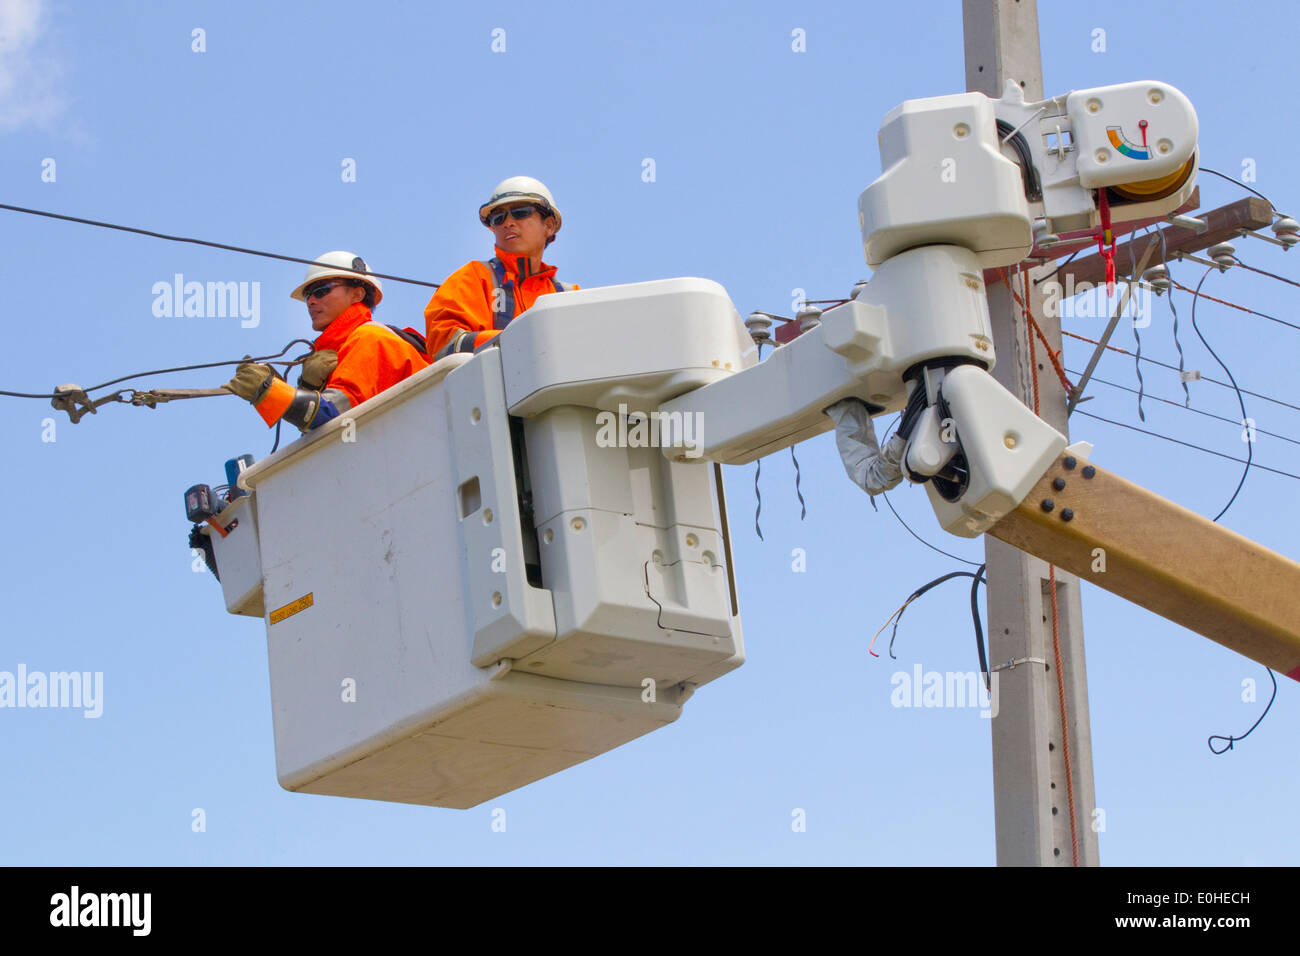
[1188,265,1252,521]
[1209,667,1278,754]
[1032,249,1081,287]
[0,338,316,400]
[873,566,990,690]
[971,563,989,689]
[0,203,441,290]
[880,492,984,568]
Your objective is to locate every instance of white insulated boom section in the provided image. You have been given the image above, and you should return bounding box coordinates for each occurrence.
[216,279,751,809]
[661,245,1001,465]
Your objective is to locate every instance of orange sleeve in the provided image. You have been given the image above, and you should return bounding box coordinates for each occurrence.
[424,261,495,359]
[255,378,295,427]
[327,326,429,409]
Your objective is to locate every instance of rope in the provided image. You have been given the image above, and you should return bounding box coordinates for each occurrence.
[1022,268,1080,868]
[1000,268,1074,395]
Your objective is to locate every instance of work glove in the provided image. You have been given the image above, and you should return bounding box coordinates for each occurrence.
[299,349,338,390]
[225,361,276,405]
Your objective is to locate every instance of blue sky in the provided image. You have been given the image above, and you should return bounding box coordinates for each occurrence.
[1,0,1297,865]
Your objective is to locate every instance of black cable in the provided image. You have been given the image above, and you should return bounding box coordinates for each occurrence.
[971,563,989,690]
[1197,167,1278,211]
[1188,266,1252,521]
[995,120,1043,202]
[1208,667,1277,754]
[1073,410,1300,482]
[880,492,984,568]
[1065,368,1300,448]
[270,421,283,455]
[0,203,441,290]
[886,567,990,690]
[0,338,316,400]
[1033,249,1080,287]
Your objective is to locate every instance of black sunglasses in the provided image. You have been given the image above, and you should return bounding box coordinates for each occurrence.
[488,205,546,227]
[304,280,349,300]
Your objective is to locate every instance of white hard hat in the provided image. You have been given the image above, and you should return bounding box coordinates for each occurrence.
[478,176,562,233]
[289,251,383,304]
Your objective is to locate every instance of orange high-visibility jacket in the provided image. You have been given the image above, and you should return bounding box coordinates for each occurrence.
[256,303,428,427]
[423,247,577,360]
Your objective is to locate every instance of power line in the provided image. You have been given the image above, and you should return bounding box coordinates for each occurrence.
[1232,259,1300,291]
[0,202,442,290]
[1061,330,1300,414]
[1067,368,1300,448]
[1073,409,1300,482]
[1167,279,1300,333]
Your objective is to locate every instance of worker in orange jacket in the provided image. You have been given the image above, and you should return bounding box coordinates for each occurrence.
[424,176,578,360]
[226,251,428,430]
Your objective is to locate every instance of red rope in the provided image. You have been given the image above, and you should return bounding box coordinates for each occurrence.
[1020,268,1081,868]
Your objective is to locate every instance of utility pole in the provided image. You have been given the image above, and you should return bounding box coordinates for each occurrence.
[963,0,1101,866]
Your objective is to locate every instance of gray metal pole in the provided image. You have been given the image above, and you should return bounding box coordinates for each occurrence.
[962,0,1100,866]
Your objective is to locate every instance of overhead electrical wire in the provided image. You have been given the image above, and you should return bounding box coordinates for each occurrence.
[1066,368,1300,448]
[0,339,316,400]
[0,202,442,290]
[1061,330,1300,414]
[1167,278,1300,332]
[1197,166,1279,210]
[1231,259,1300,291]
[1073,410,1300,482]
[870,566,990,691]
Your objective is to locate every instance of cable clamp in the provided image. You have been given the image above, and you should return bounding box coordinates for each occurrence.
[991,656,1048,673]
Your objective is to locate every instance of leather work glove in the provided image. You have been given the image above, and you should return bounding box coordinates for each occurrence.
[225,361,277,405]
[299,349,338,390]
